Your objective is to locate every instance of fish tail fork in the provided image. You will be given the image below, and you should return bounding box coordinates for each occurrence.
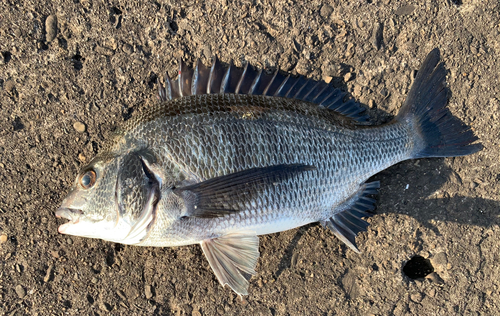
[396,48,482,159]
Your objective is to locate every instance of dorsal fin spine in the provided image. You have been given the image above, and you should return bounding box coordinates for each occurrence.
[157,79,166,101]
[325,92,347,109]
[318,88,338,106]
[164,74,173,100]
[311,83,330,103]
[207,57,215,94]
[192,60,200,96]
[178,57,183,97]
[235,63,249,94]
[274,74,290,96]
[221,61,232,93]
[291,78,310,98]
[249,69,263,95]
[301,81,321,100]
[262,69,279,96]
[283,77,300,98]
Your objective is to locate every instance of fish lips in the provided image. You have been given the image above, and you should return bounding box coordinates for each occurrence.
[55,208,83,233]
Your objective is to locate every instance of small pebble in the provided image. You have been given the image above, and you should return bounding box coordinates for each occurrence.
[122,43,133,54]
[45,15,58,42]
[395,5,415,16]
[320,4,333,19]
[410,292,423,303]
[0,234,7,244]
[4,80,15,93]
[44,265,53,282]
[145,285,154,299]
[116,290,127,301]
[100,302,112,312]
[323,76,333,84]
[15,285,26,299]
[344,72,353,82]
[431,252,448,269]
[428,288,436,297]
[78,153,86,162]
[73,122,86,133]
[133,58,144,65]
[425,272,444,285]
[66,238,73,245]
[96,46,114,56]
[371,22,383,50]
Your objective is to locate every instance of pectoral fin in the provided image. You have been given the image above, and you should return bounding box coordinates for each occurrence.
[174,164,315,218]
[200,232,260,296]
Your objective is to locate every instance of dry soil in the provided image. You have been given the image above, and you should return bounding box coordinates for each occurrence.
[0,0,499,315]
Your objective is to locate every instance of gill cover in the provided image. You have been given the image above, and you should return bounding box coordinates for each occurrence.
[114,151,160,244]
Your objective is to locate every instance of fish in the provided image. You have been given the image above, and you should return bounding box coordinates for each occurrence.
[56,49,482,296]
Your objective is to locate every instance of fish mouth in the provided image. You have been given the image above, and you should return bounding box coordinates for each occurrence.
[56,208,83,233]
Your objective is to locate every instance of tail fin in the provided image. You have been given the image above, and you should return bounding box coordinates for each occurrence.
[396,48,482,158]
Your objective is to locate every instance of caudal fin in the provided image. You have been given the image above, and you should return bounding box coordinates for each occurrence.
[396,48,482,158]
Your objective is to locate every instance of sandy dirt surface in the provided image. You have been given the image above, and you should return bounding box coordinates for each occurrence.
[1,0,499,315]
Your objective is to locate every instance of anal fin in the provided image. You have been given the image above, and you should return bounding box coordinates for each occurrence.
[200,232,260,296]
[322,181,380,253]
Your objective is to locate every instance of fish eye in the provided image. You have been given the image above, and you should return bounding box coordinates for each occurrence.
[79,170,97,189]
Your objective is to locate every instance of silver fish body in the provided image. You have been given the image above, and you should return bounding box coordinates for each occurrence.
[57,49,481,296]
[131,94,410,246]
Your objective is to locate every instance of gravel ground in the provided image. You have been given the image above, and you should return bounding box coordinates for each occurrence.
[0,0,499,315]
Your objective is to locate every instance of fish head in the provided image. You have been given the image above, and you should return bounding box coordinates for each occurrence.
[56,150,160,244]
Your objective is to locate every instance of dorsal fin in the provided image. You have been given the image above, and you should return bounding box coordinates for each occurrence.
[158,57,368,123]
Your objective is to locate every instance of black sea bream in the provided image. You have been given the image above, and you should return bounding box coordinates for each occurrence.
[56,49,482,296]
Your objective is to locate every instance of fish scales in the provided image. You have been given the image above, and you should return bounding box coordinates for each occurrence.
[57,49,481,296]
[130,94,411,245]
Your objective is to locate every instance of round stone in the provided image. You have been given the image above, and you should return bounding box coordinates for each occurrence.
[73,122,86,133]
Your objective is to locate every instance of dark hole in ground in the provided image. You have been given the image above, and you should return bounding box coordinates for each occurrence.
[58,37,68,49]
[10,235,18,245]
[13,117,24,131]
[86,294,94,304]
[2,51,12,63]
[63,300,72,308]
[168,20,178,33]
[106,248,115,266]
[451,0,462,5]
[48,93,59,102]
[115,243,124,252]
[109,7,123,27]
[122,106,134,121]
[103,303,112,311]
[110,6,122,15]
[148,72,158,89]
[403,255,434,279]
[71,54,84,70]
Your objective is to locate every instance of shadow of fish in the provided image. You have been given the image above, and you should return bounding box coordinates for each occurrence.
[56,49,481,296]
